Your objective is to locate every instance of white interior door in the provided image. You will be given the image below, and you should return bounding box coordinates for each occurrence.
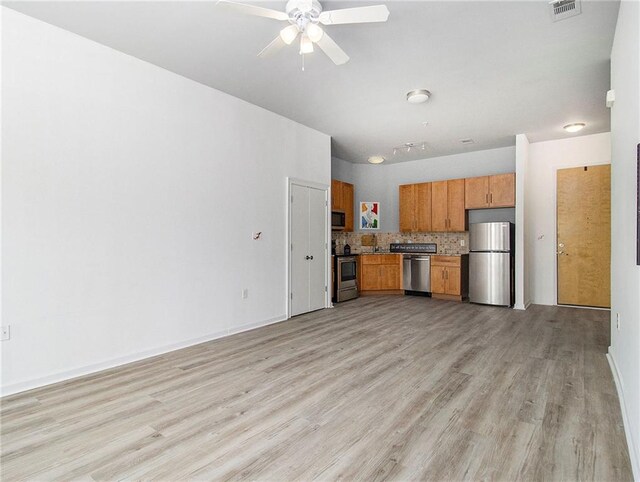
[290,184,310,316]
[289,182,327,317]
[308,187,327,312]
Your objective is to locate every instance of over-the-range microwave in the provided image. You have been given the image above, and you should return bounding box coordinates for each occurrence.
[332,211,346,230]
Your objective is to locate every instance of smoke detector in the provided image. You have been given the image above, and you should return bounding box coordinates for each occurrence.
[549,0,581,22]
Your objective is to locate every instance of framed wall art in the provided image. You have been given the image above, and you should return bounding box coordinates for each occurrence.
[360,202,379,230]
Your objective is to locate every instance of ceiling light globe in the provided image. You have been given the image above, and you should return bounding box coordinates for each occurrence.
[306,23,324,43]
[280,25,299,45]
[563,123,586,133]
[368,156,385,164]
[299,35,313,54]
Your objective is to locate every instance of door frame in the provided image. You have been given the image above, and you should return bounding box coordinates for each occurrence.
[286,178,330,319]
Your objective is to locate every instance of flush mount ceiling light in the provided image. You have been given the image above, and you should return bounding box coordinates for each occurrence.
[406,89,431,104]
[563,122,586,133]
[368,155,385,164]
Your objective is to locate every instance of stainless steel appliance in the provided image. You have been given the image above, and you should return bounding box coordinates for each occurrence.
[334,255,358,302]
[469,222,514,306]
[331,211,346,231]
[390,243,437,295]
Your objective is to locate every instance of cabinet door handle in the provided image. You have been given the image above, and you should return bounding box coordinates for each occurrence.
[445,269,448,280]
[490,193,493,204]
[485,193,488,204]
[442,270,445,279]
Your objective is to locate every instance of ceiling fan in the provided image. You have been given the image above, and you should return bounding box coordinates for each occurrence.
[217,0,390,65]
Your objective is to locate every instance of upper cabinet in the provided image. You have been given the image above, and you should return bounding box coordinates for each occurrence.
[342,182,354,231]
[331,179,354,232]
[399,182,432,232]
[431,179,466,232]
[465,173,515,209]
[331,179,343,210]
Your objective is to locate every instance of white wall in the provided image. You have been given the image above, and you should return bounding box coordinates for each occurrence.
[514,134,530,310]
[609,0,640,478]
[526,133,612,306]
[331,157,355,184]
[1,8,331,395]
[332,146,515,232]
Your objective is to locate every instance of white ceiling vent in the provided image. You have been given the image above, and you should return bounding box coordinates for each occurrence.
[549,0,582,22]
[460,138,475,145]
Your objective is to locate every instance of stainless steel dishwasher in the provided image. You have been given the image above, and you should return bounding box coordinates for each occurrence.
[402,255,431,293]
[390,243,437,295]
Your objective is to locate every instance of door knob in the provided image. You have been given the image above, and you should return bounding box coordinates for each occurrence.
[305,255,314,260]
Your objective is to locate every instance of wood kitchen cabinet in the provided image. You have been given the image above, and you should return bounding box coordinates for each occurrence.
[331,179,343,210]
[431,179,466,232]
[430,255,467,301]
[465,173,515,209]
[331,179,355,232]
[399,182,432,232]
[359,254,402,293]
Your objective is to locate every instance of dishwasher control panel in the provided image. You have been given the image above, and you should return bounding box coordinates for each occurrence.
[390,243,437,254]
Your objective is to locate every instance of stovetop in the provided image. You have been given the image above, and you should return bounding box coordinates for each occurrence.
[389,243,437,254]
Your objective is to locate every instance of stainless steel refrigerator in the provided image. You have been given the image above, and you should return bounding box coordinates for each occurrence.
[469,222,514,306]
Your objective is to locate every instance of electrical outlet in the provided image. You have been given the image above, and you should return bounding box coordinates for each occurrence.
[460,239,465,247]
[616,313,621,330]
[1,325,10,341]
[242,288,249,299]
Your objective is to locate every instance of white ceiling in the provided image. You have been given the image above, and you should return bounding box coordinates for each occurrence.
[4,0,619,163]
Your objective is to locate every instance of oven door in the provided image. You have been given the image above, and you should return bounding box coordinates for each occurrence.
[338,257,357,289]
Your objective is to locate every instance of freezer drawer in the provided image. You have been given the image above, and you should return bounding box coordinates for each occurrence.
[469,252,512,306]
[469,222,511,252]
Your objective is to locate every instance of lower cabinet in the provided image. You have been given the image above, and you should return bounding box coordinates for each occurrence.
[430,255,468,301]
[360,254,402,293]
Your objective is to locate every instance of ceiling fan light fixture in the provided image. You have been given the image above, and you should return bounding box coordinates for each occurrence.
[306,23,324,42]
[563,122,586,133]
[368,155,385,164]
[300,35,314,54]
[406,89,431,104]
[280,24,299,45]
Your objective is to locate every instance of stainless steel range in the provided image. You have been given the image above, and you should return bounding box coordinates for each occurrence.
[333,255,358,303]
[390,243,437,295]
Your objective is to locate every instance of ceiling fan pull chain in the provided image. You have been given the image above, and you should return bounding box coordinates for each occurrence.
[302,53,305,72]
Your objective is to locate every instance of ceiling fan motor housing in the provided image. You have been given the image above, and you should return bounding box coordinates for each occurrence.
[286,0,322,22]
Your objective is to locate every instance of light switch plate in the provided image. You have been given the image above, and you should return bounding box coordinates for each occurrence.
[1,325,10,341]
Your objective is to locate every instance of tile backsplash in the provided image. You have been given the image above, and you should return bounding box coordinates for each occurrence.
[332,231,469,255]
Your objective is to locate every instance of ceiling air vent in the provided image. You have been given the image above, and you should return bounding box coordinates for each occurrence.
[460,138,475,145]
[549,0,581,22]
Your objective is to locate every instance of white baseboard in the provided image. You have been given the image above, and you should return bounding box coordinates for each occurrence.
[227,314,287,336]
[607,350,640,481]
[1,314,287,398]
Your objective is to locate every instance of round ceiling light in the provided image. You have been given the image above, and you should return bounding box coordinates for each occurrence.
[406,89,431,104]
[368,155,385,164]
[563,122,586,133]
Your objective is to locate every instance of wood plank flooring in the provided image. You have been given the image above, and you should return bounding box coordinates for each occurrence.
[1,297,633,481]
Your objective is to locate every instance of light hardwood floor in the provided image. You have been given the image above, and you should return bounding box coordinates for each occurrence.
[1,296,633,481]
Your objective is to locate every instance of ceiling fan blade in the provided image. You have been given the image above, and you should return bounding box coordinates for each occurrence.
[319,5,389,25]
[217,0,289,21]
[315,31,349,65]
[257,35,288,58]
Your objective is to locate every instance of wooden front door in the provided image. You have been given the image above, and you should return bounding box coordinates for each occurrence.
[557,164,611,307]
